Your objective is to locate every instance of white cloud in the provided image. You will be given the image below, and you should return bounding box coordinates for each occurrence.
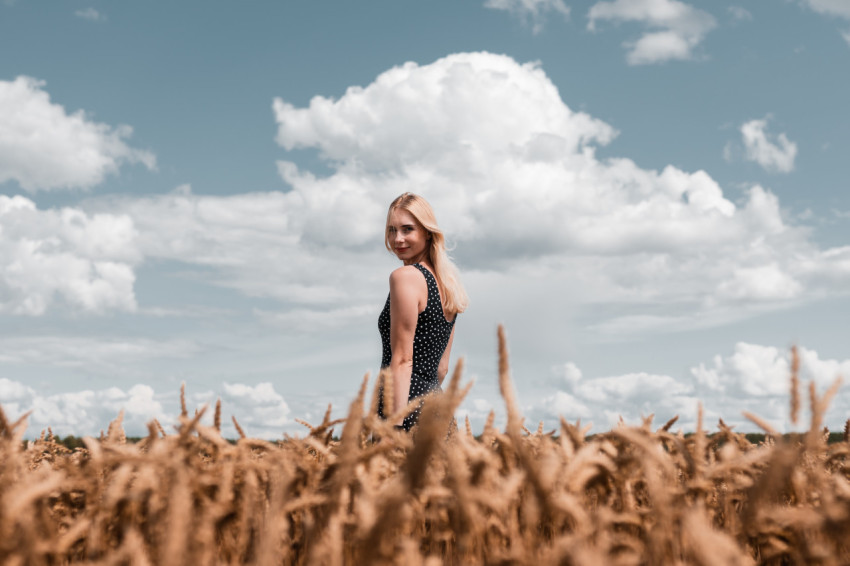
[716,264,803,301]
[693,343,790,397]
[0,195,140,315]
[801,1,850,44]
[483,0,570,34]
[538,364,696,428]
[727,6,752,22]
[0,378,294,440]
[740,117,798,173]
[0,76,154,192]
[587,0,717,64]
[220,382,291,429]
[0,379,168,438]
[523,343,850,433]
[74,7,106,22]
[804,0,850,19]
[273,54,617,174]
[690,343,850,430]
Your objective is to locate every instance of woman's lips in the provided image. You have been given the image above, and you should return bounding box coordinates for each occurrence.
[396,247,408,252]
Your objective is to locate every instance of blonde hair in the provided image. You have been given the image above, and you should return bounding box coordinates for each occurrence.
[385,193,468,315]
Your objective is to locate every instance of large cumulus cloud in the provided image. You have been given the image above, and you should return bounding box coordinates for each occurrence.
[266,52,848,330]
[66,51,850,337]
[270,52,767,268]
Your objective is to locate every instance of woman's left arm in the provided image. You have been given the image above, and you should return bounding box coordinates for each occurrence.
[436,324,456,386]
[389,267,425,425]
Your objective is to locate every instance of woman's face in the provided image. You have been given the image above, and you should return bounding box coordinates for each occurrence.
[387,208,430,264]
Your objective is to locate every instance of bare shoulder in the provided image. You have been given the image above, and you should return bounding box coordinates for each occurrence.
[389,265,424,286]
[389,266,427,307]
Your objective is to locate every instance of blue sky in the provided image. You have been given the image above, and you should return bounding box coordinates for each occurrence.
[1,0,850,438]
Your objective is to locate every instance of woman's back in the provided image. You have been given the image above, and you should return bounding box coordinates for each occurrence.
[378,263,455,428]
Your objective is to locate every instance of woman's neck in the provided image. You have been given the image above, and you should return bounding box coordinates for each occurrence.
[403,251,430,266]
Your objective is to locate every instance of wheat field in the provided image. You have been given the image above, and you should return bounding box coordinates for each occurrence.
[1,327,849,566]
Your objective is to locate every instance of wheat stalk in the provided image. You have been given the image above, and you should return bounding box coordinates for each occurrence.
[1,327,848,565]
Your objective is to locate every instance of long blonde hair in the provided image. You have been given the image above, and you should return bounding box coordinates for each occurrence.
[385,193,468,315]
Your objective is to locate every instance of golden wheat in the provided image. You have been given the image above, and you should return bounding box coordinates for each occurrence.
[1,326,848,565]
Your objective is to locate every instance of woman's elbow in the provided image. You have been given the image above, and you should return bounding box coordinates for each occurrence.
[391,356,414,370]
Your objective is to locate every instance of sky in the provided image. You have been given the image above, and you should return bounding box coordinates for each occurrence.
[1,0,849,439]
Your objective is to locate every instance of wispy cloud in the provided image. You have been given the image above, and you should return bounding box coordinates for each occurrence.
[587,0,716,65]
[0,336,198,374]
[483,0,570,34]
[74,7,106,22]
[727,6,752,22]
[738,116,798,173]
[802,0,850,44]
[803,0,850,19]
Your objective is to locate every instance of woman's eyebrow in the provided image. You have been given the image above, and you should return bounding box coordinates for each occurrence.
[388,222,417,230]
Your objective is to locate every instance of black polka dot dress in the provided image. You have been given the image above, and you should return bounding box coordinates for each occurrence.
[377,263,456,430]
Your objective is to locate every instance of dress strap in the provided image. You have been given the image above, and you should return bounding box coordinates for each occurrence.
[412,262,434,283]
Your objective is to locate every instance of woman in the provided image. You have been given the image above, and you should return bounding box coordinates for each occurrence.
[377,193,468,431]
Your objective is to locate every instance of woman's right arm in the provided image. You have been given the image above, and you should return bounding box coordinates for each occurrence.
[388,267,424,425]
